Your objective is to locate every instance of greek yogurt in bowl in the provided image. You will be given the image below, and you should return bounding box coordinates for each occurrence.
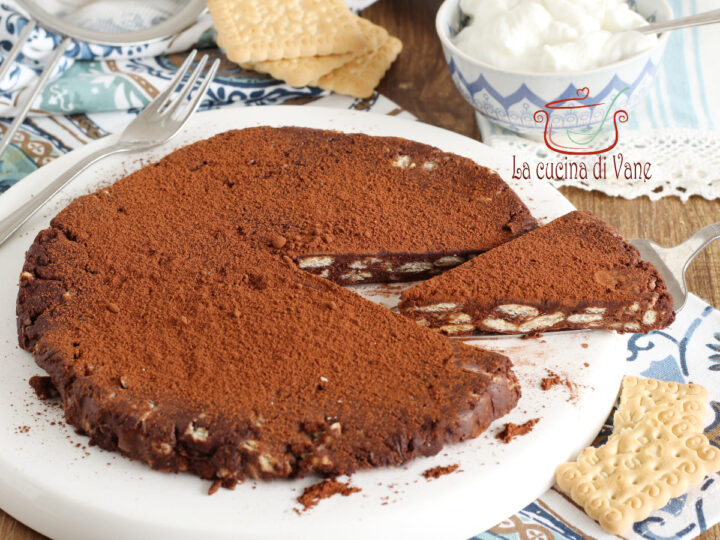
[454,0,658,73]
[436,0,671,136]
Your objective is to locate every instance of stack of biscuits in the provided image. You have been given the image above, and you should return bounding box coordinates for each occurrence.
[208,0,402,98]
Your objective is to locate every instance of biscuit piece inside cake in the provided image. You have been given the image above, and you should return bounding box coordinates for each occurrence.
[398,211,675,335]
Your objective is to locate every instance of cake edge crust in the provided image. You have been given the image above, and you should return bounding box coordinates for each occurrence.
[17,227,521,486]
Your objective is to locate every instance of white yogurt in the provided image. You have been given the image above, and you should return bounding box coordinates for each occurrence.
[453,0,658,72]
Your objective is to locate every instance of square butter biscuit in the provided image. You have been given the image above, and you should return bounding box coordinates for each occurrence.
[312,35,403,98]
[209,0,369,63]
[614,376,708,435]
[556,378,720,535]
[247,17,388,88]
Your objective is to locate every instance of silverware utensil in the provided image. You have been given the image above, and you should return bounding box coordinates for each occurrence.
[630,222,720,312]
[0,50,219,247]
[0,35,72,159]
[0,0,207,159]
[636,8,720,34]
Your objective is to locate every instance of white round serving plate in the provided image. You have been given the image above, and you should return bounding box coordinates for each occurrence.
[0,106,625,540]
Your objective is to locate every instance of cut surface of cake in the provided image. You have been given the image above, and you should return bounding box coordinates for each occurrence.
[16,127,523,487]
[398,211,675,335]
[130,126,535,284]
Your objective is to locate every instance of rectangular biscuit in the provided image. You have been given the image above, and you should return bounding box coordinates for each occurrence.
[614,376,708,435]
[311,35,403,99]
[556,416,720,535]
[556,377,719,535]
[246,17,388,88]
[209,0,369,63]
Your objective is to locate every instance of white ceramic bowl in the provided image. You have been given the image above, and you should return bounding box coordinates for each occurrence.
[436,0,671,137]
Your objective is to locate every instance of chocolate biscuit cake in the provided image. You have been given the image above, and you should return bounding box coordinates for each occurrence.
[130,126,535,284]
[399,211,675,335]
[16,127,524,486]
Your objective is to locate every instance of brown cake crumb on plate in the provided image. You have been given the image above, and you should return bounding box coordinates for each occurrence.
[540,371,563,391]
[422,464,460,480]
[297,478,361,511]
[28,376,58,400]
[496,419,540,444]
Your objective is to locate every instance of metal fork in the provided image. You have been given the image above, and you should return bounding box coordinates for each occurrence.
[0,50,219,246]
[630,223,720,312]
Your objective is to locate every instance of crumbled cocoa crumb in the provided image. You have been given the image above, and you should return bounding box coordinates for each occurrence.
[422,463,459,480]
[269,233,287,249]
[541,370,576,393]
[28,376,58,400]
[297,478,360,511]
[540,370,563,390]
[520,331,543,340]
[208,479,222,496]
[581,343,589,349]
[496,419,539,443]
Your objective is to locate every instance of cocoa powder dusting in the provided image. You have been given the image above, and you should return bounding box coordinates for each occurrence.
[103,126,532,258]
[15,127,522,485]
[297,478,360,511]
[496,419,540,443]
[422,463,459,480]
[400,211,675,334]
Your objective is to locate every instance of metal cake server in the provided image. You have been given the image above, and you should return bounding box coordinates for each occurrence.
[0,50,219,247]
[630,222,720,312]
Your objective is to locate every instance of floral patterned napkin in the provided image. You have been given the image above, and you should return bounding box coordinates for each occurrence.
[0,0,380,192]
[475,293,720,540]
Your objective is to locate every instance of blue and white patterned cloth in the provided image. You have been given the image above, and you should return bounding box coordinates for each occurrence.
[0,0,378,193]
[476,293,720,540]
[477,0,720,201]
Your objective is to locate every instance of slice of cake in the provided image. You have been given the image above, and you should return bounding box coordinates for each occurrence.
[137,126,536,284]
[398,211,675,335]
[16,132,521,486]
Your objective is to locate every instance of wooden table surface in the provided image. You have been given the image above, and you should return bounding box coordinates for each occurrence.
[2,1,719,538]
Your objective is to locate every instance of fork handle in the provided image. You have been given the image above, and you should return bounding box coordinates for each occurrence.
[672,221,720,272]
[0,141,133,246]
